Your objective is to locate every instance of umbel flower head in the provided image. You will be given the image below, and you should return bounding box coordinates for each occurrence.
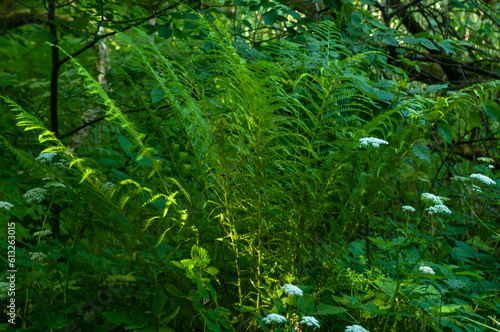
[470,173,496,186]
[477,157,494,164]
[359,137,389,148]
[419,263,435,275]
[451,176,469,183]
[281,284,303,297]
[0,201,14,210]
[426,204,451,215]
[23,188,47,203]
[33,230,52,237]
[300,316,320,328]
[29,252,47,262]
[421,192,452,215]
[101,182,115,193]
[345,324,370,332]
[421,193,443,205]
[402,205,415,213]
[36,152,57,163]
[45,181,66,188]
[262,313,288,324]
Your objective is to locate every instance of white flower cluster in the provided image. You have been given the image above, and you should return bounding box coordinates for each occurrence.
[45,181,66,188]
[421,193,443,205]
[489,165,495,169]
[0,201,14,210]
[421,193,451,216]
[262,313,288,324]
[426,204,451,215]
[23,188,47,203]
[359,137,389,148]
[477,157,494,164]
[451,176,469,183]
[281,284,303,297]
[101,182,115,193]
[36,152,57,163]
[300,316,320,328]
[472,185,482,193]
[33,230,52,237]
[402,205,415,213]
[419,263,435,275]
[470,173,496,186]
[30,252,47,262]
[345,324,370,332]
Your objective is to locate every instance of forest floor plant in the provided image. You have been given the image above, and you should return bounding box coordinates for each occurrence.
[1,12,500,332]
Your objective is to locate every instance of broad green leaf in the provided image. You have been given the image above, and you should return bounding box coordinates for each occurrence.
[119,134,133,153]
[437,304,462,313]
[455,271,484,279]
[483,100,500,121]
[437,123,453,144]
[400,36,420,44]
[437,40,456,54]
[151,88,164,103]
[160,306,180,325]
[368,236,392,248]
[164,283,184,298]
[263,9,278,25]
[315,304,345,315]
[111,168,130,181]
[350,12,363,26]
[103,311,134,326]
[285,9,302,21]
[412,144,431,165]
[152,290,168,317]
[420,38,439,51]
[206,266,219,276]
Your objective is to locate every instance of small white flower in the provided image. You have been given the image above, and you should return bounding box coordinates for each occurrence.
[470,173,496,186]
[421,193,443,205]
[451,176,469,182]
[262,313,288,324]
[281,284,303,297]
[33,230,52,237]
[419,263,435,275]
[359,137,389,148]
[426,204,451,215]
[23,188,47,203]
[472,185,482,193]
[45,181,66,188]
[488,165,495,169]
[29,252,47,262]
[402,205,415,213]
[300,316,320,328]
[36,152,57,163]
[101,182,115,193]
[478,157,494,163]
[345,325,370,332]
[0,201,14,210]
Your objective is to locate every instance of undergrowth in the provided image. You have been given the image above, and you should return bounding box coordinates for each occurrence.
[1,15,500,332]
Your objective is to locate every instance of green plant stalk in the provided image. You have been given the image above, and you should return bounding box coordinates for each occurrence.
[63,213,81,304]
[382,247,402,332]
[23,198,54,327]
[220,156,244,307]
[256,179,263,310]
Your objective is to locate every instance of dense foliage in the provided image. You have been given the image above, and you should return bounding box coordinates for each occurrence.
[1,1,500,331]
